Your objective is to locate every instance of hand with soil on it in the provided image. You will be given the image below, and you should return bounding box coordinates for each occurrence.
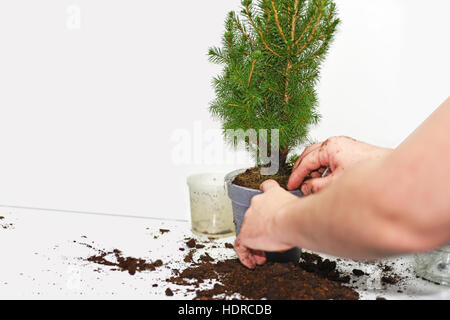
[234,180,299,269]
[288,137,392,195]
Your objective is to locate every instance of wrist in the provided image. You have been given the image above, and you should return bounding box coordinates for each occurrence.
[375,147,393,159]
[272,197,303,247]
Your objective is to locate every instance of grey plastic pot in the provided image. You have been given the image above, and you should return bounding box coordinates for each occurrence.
[225,169,303,263]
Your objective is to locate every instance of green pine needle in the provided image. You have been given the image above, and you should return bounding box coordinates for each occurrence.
[209,0,340,168]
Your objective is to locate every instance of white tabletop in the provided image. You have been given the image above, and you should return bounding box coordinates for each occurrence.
[0,206,448,300]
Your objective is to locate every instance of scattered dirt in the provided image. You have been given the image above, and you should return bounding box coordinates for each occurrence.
[199,253,215,263]
[352,269,366,277]
[167,258,359,300]
[84,247,163,276]
[184,250,195,263]
[165,288,174,296]
[232,167,294,190]
[381,275,399,285]
[225,243,234,249]
[298,251,350,283]
[0,216,14,230]
[183,238,206,249]
[381,264,393,273]
[378,262,404,285]
[186,238,197,249]
[78,235,409,300]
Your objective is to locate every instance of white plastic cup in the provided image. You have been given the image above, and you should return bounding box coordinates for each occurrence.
[187,173,235,238]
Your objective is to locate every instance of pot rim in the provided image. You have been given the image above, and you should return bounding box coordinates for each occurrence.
[225,168,303,194]
[224,169,264,192]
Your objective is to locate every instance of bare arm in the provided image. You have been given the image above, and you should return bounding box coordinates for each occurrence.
[279,97,450,259]
[235,97,450,267]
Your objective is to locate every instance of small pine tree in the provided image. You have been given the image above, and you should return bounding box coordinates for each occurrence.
[209,0,339,173]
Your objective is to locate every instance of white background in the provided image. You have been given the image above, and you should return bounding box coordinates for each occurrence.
[0,0,449,221]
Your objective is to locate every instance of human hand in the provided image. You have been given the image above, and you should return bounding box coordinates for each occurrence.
[234,180,298,269]
[288,137,391,194]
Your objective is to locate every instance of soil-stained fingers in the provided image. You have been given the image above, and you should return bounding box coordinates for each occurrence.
[234,237,256,269]
[301,175,334,196]
[288,147,329,190]
[309,167,328,179]
[234,237,266,269]
[251,249,267,266]
[293,143,321,170]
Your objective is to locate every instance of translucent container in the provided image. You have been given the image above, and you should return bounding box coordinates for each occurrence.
[415,245,450,285]
[187,173,235,238]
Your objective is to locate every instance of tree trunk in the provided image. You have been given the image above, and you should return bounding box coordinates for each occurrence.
[278,148,289,174]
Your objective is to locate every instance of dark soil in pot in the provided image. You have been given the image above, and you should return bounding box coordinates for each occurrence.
[232,167,293,190]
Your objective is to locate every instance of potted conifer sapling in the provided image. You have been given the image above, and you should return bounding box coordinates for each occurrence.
[209,0,339,262]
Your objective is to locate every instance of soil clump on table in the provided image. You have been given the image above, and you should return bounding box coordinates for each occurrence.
[168,250,359,300]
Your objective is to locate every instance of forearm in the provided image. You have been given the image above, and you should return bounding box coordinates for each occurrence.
[276,158,386,259]
[276,98,450,260]
[275,156,440,260]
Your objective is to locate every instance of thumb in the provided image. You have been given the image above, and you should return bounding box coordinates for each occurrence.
[260,179,280,192]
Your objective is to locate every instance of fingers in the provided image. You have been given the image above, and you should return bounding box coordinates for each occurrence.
[301,175,333,196]
[252,250,267,266]
[293,143,321,170]
[288,147,325,190]
[310,167,328,179]
[234,237,266,269]
[260,179,280,192]
[234,237,256,269]
[310,171,321,179]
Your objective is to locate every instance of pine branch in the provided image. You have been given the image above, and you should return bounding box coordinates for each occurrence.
[268,87,283,96]
[321,5,335,35]
[287,90,313,120]
[291,0,300,41]
[226,36,234,54]
[232,14,257,47]
[271,0,287,43]
[264,2,271,18]
[296,0,324,55]
[227,104,245,108]
[301,74,317,83]
[248,59,257,87]
[295,117,306,125]
[208,47,228,64]
[298,90,312,102]
[294,4,319,46]
[244,3,281,58]
[284,61,293,104]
